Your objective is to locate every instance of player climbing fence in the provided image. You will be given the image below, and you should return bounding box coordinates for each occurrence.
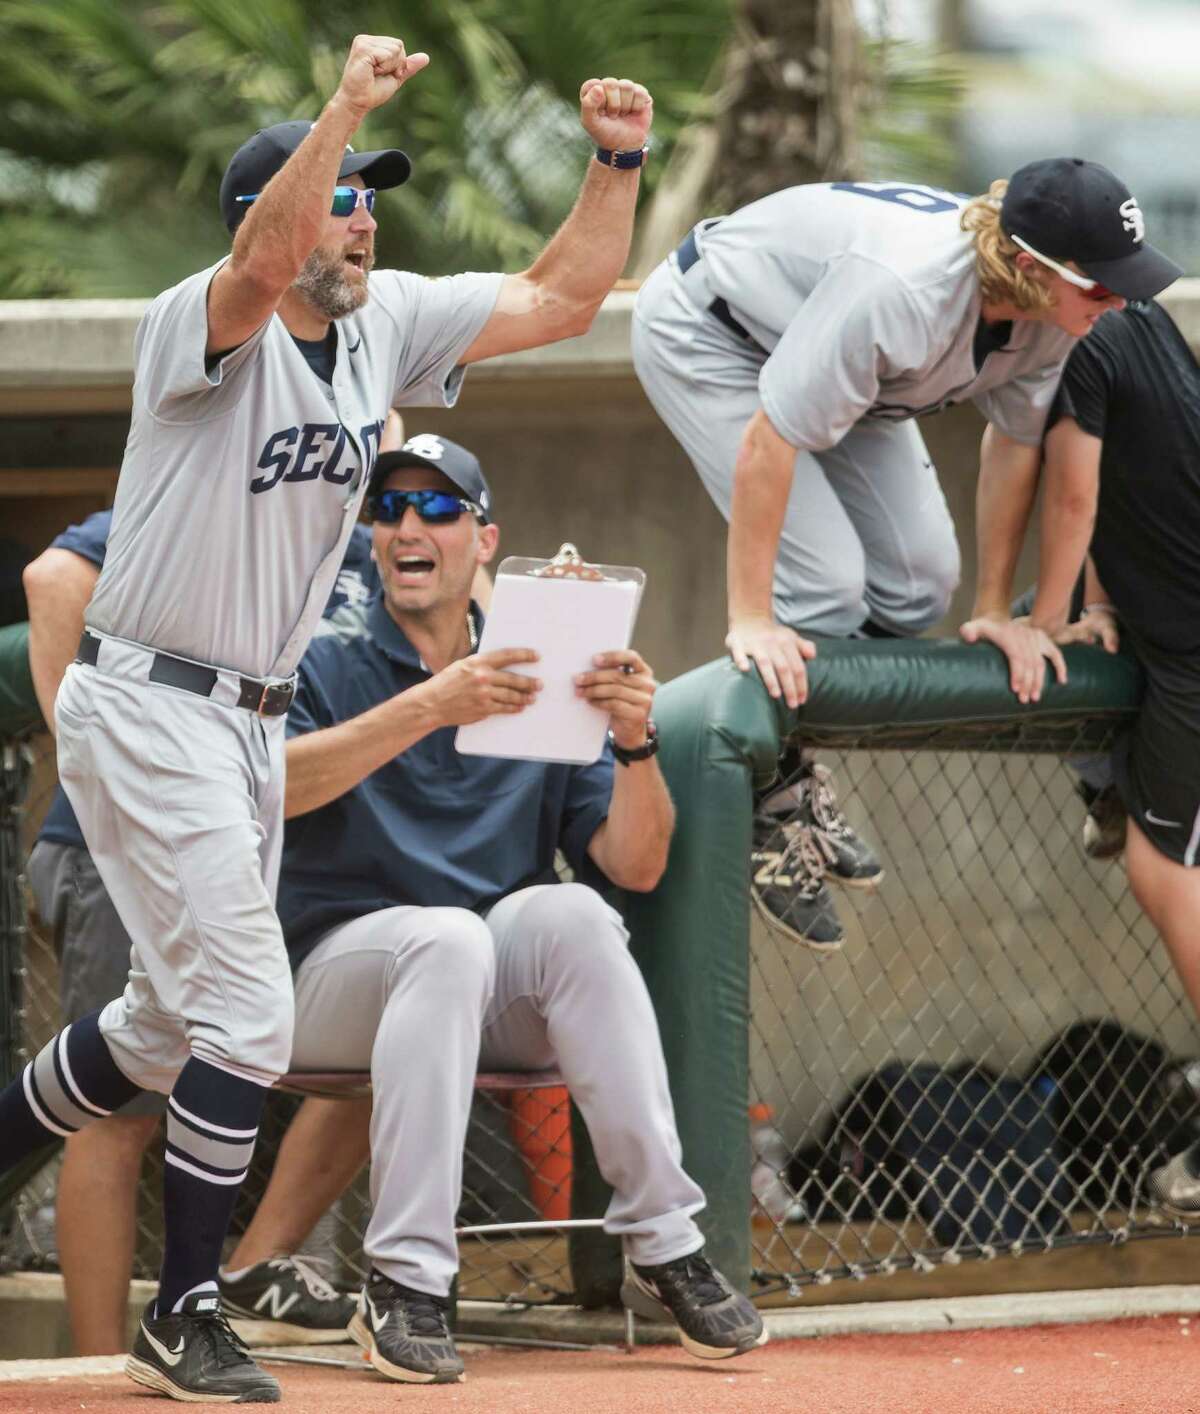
[5,637,1200,1315]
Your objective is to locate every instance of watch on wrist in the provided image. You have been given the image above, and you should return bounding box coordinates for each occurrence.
[595,144,650,170]
[608,719,659,765]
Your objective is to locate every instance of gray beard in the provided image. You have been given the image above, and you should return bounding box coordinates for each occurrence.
[293,248,369,320]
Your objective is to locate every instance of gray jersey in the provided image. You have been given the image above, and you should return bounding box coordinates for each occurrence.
[685,181,1077,451]
[86,264,502,678]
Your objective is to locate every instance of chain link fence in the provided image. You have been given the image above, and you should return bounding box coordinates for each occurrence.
[748,717,1200,1298]
[5,712,1199,1309]
[0,731,576,1305]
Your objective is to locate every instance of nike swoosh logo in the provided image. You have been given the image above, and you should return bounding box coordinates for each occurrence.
[366,1295,389,1330]
[346,337,362,353]
[142,1323,186,1366]
[1145,809,1182,828]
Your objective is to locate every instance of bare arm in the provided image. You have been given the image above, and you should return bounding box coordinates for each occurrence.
[23,549,100,736]
[724,408,816,709]
[1027,416,1101,635]
[206,35,429,354]
[284,648,539,817]
[458,78,652,364]
[577,651,674,891]
[959,424,1066,703]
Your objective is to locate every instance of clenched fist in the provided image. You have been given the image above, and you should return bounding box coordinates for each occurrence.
[336,34,430,119]
[579,78,653,154]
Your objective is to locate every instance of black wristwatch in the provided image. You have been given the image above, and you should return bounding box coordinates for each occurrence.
[608,720,659,765]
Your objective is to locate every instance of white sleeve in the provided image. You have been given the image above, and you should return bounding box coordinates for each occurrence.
[133,260,270,421]
[373,270,505,408]
[972,358,1073,445]
[757,255,934,451]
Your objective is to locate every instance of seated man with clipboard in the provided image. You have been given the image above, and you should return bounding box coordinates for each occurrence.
[274,433,766,1382]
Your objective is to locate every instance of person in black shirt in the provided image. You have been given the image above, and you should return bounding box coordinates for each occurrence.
[1023,298,1200,1214]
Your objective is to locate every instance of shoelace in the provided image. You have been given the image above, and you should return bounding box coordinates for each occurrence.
[270,1254,340,1304]
[200,1306,255,1369]
[774,822,834,896]
[380,1281,451,1337]
[661,1255,729,1307]
[802,763,856,841]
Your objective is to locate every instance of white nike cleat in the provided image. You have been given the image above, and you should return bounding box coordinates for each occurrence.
[125,1292,280,1403]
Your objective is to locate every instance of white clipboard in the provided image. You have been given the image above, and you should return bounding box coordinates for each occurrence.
[455,544,645,765]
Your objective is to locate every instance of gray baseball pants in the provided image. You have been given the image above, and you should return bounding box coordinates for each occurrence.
[290,882,707,1296]
[55,637,292,1093]
[632,258,961,637]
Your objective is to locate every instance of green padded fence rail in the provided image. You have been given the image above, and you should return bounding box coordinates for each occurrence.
[591,638,1145,1298]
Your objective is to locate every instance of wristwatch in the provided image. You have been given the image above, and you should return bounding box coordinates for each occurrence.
[595,145,650,170]
[608,720,659,765]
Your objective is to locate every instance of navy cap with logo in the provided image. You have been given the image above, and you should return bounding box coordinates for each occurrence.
[1000,157,1182,301]
[368,435,493,523]
[219,120,412,233]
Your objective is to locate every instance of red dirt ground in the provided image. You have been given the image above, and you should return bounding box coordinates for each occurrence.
[4,1317,1200,1413]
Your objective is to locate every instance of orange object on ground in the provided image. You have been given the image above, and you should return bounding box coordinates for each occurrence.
[509,1085,572,1222]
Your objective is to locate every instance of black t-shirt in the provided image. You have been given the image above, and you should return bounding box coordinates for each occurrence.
[1048,301,1200,656]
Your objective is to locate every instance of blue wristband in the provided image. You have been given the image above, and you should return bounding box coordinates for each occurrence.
[595,145,649,170]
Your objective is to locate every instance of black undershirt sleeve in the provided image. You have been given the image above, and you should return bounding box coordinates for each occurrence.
[1046,337,1113,441]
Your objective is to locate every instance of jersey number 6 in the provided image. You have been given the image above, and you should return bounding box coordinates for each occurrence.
[832,181,960,215]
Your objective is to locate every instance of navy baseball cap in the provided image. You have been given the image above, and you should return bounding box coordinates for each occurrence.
[1000,157,1181,301]
[219,119,411,233]
[368,435,494,523]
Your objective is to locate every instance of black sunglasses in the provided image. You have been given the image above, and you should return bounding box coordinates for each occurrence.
[370,489,483,525]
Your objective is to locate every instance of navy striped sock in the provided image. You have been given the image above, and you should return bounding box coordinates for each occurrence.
[0,1010,141,1171]
[158,1057,267,1316]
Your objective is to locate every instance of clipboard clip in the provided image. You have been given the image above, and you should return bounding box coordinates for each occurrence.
[530,543,606,582]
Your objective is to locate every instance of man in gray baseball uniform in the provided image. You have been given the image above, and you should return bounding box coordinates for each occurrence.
[275,434,765,1383]
[0,35,653,1403]
[633,161,1180,948]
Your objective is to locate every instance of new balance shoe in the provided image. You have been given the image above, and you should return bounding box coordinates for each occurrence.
[751,813,845,951]
[349,1269,464,1384]
[1148,1144,1200,1219]
[218,1255,355,1340]
[790,760,884,888]
[1078,780,1127,860]
[621,1250,767,1360]
[125,1291,281,1403]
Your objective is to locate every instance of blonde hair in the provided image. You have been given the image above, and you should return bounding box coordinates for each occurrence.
[961,179,1055,315]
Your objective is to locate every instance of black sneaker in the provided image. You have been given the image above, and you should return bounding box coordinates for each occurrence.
[218,1255,355,1340]
[621,1250,767,1360]
[349,1269,464,1384]
[751,813,845,951]
[790,761,884,888]
[1148,1143,1200,1220]
[125,1291,280,1403]
[1078,781,1127,860]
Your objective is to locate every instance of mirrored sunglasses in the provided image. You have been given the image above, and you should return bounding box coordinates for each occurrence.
[236,186,376,218]
[370,489,482,524]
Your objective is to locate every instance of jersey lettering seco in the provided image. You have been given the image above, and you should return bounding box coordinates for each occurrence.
[684,181,1077,451]
[85,262,502,680]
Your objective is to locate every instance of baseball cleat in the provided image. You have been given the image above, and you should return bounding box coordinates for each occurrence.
[621,1249,767,1360]
[751,813,845,951]
[1078,781,1127,860]
[218,1255,355,1340]
[349,1269,465,1384]
[1148,1145,1200,1219]
[125,1291,281,1403]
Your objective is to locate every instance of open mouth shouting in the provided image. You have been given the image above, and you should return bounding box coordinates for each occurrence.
[393,553,437,585]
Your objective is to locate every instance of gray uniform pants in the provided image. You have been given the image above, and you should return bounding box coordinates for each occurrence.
[291,882,706,1296]
[55,637,292,1093]
[632,258,961,637]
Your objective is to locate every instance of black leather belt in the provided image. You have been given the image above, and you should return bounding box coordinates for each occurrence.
[675,226,765,353]
[76,631,295,716]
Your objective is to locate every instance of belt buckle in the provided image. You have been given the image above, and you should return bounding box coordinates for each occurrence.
[256,681,294,716]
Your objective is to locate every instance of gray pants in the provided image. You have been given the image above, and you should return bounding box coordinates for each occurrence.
[27,841,165,1118]
[55,639,292,1093]
[632,258,961,637]
[291,882,706,1296]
